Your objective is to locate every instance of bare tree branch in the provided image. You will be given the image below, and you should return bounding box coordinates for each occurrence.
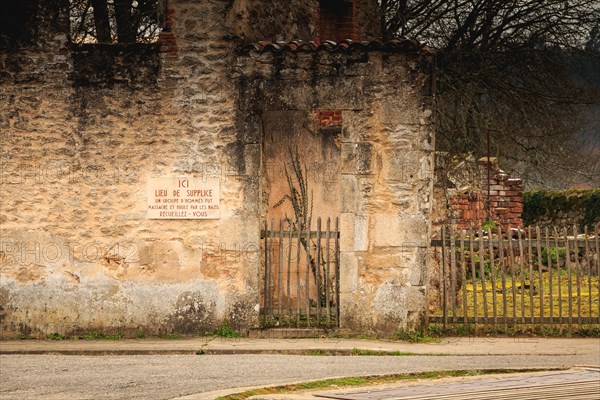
[382,0,600,188]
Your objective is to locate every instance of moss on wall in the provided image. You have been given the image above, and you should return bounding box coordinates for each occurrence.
[523,189,600,229]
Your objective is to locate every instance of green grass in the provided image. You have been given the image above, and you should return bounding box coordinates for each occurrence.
[435,271,599,320]
[350,348,421,356]
[161,332,182,340]
[391,330,439,343]
[46,332,66,340]
[306,349,327,356]
[215,369,557,400]
[81,332,123,340]
[213,322,241,338]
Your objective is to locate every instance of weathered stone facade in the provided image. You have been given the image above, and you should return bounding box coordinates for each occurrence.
[0,0,434,337]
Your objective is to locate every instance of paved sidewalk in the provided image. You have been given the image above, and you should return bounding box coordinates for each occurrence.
[1,336,598,356]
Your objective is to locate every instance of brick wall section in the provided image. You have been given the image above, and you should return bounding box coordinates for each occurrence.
[449,158,524,229]
[448,191,486,229]
[314,109,343,129]
[316,0,360,41]
[158,4,177,56]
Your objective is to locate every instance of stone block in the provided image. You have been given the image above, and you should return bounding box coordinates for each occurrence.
[354,215,369,252]
[339,213,355,252]
[340,174,357,213]
[339,251,358,293]
[407,286,426,312]
[373,214,428,248]
[373,282,408,321]
[341,142,374,175]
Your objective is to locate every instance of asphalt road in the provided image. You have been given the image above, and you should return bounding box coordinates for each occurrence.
[1,354,598,400]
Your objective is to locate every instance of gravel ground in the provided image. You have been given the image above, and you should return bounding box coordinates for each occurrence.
[1,353,598,400]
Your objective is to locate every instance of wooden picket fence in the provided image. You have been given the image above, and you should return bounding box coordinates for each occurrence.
[430,225,600,334]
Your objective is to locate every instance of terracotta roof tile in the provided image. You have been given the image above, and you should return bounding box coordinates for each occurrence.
[241,38,429,54]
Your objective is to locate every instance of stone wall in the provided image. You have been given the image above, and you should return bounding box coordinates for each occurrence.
[0,0,432,337]
[0,0,270,338]
[236,41,435,333]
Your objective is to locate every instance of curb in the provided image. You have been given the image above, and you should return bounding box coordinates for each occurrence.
[0,349,446,356]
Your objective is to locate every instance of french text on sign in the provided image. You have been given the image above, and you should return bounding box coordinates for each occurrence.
[147,177,220,219]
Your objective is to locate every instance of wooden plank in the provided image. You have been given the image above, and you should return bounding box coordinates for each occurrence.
[469,228,478,334]
[296,220,302,327]
[479,228,489,323]
[305,217,311,328]
[286,219,293,325]
[507,225,517,333]
[498,226,508,332]
[430,239,590,249]
[278,218,283,324]
[335,217,340,328]
[450,227,457,320]
[517,228,526,329]
[527,227,535,327]
[325,217,331,327]
[268,218,275,324]
[536,226,544,331]
[573,225,582,330]
[596,227,600,321]
[264,307,338,316]
[262,231,340,239]
[459,230,468,327]
[315,217,322,327]
[442,227,448,329]
[263,220,269,324]
[545,227,553,325]
[564,227,573,332]
[554,226,563,333]
[428,316,600,325]
[584,226,592,326]
[488,227,497,328]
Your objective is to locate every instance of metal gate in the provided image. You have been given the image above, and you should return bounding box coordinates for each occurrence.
[260,217,340,328]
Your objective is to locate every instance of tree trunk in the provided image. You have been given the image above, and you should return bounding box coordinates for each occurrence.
[114,0,135,43]
[90,0,111,43]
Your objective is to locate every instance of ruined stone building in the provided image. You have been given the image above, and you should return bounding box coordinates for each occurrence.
[0,0,434,337]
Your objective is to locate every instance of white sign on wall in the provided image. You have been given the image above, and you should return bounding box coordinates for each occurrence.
[147,177,220,219]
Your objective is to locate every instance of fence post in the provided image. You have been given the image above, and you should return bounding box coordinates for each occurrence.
[488,226,497,329]
[460,230,468,329]
[545,226,553,326]
[441,226,447,330]
[278,218,284,324]
[450,227,457,321]
[469,227,478,334]
[479,227,489,325]
[498,226,508,332]
[535,226,544,332]
[554,227,563,332]
[296,220,302,327]
[564,227,573,332]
